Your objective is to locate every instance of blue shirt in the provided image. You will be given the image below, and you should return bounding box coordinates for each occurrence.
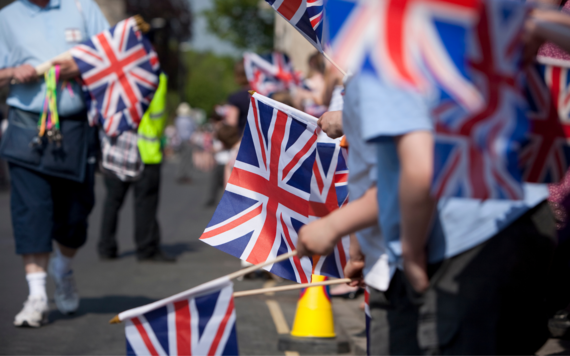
[342,76,390,291]
[354,70,549,266]
[0,0,109,116]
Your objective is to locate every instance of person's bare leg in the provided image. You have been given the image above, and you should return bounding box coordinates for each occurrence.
[23,253,50,273]
[56,243,77,258]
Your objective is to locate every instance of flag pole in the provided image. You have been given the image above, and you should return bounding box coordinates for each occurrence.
[322,52,347,77]
[224,250,298,280]
[109,250,299,324]
[233,278,352,298]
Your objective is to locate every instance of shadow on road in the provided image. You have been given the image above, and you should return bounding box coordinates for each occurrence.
[48,295,156,323]
[118,241,202,258]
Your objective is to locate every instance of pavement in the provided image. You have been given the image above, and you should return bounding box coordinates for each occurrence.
[0,161,568,355]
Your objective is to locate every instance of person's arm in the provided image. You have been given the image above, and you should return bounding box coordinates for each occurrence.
[523,9,570,64]
[225,105,239,127]
[534,20,570,54]
[0,67,14,87]
[0,64,37,87]
[297,186,378,257]
[395,130,436,293]
[318,111,344,139]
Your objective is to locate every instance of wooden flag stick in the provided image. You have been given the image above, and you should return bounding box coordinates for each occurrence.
[225,250,298,280]
[109,251,299,324]
[322,51,347,77]
[233,278,352,298]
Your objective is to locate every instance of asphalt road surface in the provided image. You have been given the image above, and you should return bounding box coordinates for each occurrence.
[0,162,307,355]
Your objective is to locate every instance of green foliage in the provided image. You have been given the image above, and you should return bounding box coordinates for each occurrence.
[203,0,274,52]
[183,50,239,116]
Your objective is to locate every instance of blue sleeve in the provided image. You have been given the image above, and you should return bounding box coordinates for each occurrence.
[355,71,433,142]
[0,14,10,69]
[81,0,110,37]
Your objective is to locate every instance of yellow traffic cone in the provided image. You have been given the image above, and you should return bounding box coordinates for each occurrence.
[290,274,336,338]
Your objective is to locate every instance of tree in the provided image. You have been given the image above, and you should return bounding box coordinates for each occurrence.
[203,0,274,52]
[125,0,192,92]
[183,50,239,116]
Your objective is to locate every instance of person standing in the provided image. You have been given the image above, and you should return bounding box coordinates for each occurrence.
[226,61,251,133]
[299,73,556,354]
[98,73,175,262]
[175,102,195,184]
[0,0,109,327]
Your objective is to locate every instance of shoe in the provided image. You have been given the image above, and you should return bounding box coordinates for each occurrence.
[138,250,176,263]
[48,259,79,315]
[330,284,363,299]
[14,296,49,327]
[549,309,570,339]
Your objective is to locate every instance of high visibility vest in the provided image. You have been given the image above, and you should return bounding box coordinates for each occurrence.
[138,73,168,164]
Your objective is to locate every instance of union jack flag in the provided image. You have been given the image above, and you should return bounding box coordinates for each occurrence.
[266,0,326,52]
[70,17,160,136]
[325,0,484,112]
[521,62,570,183]
[200,93,319,283]
[309,134,350,278]
[120,278,238,356]
[432,0,528,199]
[243,52,301,96]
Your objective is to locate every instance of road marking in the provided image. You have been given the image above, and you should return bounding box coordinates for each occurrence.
[284,352,300,356]
[263,280,277,295]
[264,282,298,356]
[266,299,290,334]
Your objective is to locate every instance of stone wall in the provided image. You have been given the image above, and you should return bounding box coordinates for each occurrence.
[274,15,318,76]
[93,0,126,26]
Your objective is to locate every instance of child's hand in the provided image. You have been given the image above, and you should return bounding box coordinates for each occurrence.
[402,249,429,293]
[344,259,365,287]
[345,234,365,287]
[297,218,339,258]
[318,111,344,139]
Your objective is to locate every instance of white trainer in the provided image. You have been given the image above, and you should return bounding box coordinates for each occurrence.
[13,296,49,327]
[49,258,79,314]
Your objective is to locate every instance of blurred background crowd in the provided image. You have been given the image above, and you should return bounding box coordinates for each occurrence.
[0,0,342,202]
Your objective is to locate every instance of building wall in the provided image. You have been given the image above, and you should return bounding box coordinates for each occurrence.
[274,15,318,76]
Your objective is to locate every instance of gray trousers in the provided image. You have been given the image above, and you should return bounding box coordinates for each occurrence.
[369,200,557,355]
[177,141,193,179]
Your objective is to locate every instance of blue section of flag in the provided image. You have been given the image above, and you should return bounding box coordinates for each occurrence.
[258,100,274,147]
[237,121,261,168]
[270,235,297,278]
[195,290,221,339]
[288,149,316,194]
[207,192,258,228]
